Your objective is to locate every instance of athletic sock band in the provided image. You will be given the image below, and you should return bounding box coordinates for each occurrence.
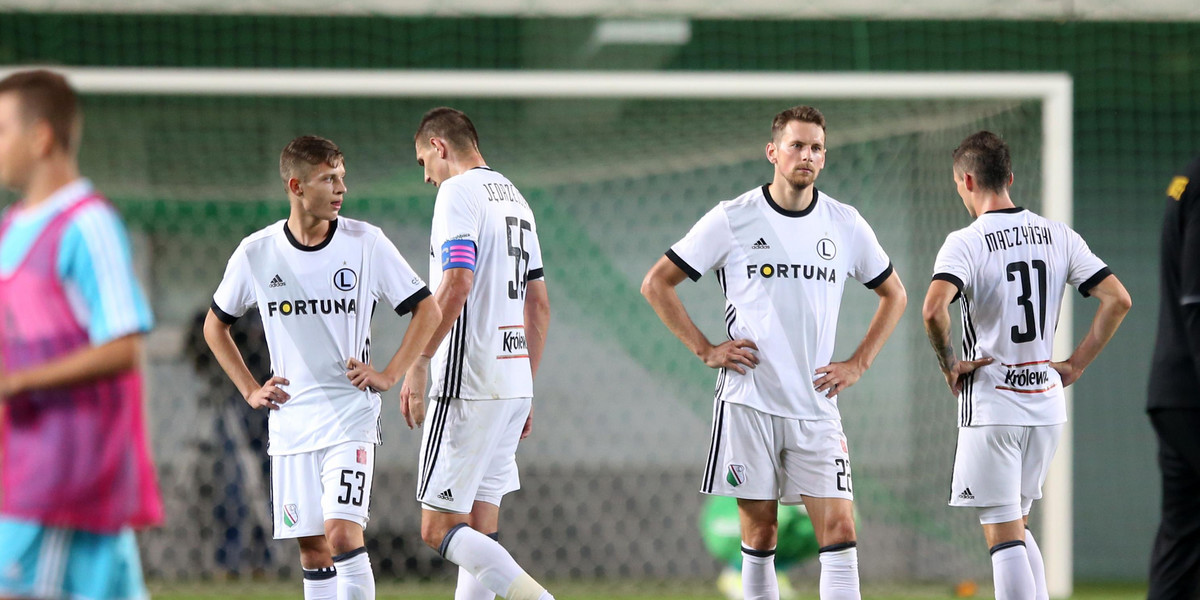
[332,546,367,562]
[989,540,1027,555]
[740,545,777,558]
[819,541,858,554]
[303,565,337,580]
[440,522,471,557]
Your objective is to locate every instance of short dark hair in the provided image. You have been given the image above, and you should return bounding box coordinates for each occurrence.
[953,131,1012,193]
[771,105,826,140]
[0,69,80,152]
[279,135,344,182]
[413,107,479,151]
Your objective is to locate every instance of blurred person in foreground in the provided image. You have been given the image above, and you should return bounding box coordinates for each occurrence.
[923,131,1129,600]
[0,69,163,600]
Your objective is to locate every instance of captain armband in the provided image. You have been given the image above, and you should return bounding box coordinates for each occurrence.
[441,239,477,271]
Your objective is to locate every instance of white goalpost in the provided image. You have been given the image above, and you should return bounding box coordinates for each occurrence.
[0,66,1073,595]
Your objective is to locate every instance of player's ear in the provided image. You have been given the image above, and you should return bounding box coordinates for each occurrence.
[287,176,303,197]
[1007,172,1014,188]
[765,142,777,164]
[431,138,448,160]
[31,119,56,158]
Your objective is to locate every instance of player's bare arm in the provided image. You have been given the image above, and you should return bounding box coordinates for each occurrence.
[0,333,143,400]
[347,294,441,394]
[1050,274,1131,387]
[814,270,908,398]
[400,267,474,428]
[641,255,759,375]
[519,279,550,440]
[922,279,993,396]
[203,308,290,410]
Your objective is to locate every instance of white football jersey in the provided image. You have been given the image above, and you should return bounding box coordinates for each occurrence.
[427,167,544,401]
[932,207,1110,427]
[212,217,431,455]
[669,185,893,421]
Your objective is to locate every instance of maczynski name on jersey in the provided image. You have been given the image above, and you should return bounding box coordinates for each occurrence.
[266,298,357,317]
[746,263,838,283]
[984,225,1053,253]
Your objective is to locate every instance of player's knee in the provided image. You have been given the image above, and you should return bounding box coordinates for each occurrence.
[822,514,857,546]
[741,520,779,550]
[324,523,363,555]
[297,537,332,569]
[420,520,449,550]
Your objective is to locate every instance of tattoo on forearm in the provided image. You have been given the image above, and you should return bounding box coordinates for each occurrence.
[926,328,957,373]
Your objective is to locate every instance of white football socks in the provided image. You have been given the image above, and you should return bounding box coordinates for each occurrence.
[1024,529,1050,600]
[990,541,1036,600]
[740,545,779,600]
[818,543,861,600]
[333,547,375,600]
[456,532,501,600]
[441,524,554,600]
[302,566,337,600]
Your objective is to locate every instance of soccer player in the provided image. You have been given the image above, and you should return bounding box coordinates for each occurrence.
[922,131,1130,600]
[204,135,440,600]
[1147,153,1200,600]
[404,107,553,600]
[0,69,163,600]
[641,105,907,600]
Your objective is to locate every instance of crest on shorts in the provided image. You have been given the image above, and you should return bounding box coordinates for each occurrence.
[283,503,299,528]
[840,437,848,453]
[726,464,747,487]
[357,447,368,464]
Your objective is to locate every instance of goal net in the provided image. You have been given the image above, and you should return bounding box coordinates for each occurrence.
[0,68,1070,592]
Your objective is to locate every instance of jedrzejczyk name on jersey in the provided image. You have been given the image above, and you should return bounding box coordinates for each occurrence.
[668,185,893,421]
[428,167,545,401]
[932,207,1110,427]
[212,217,430,455]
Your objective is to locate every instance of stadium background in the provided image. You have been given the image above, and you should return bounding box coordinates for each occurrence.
[0,0,1197,593]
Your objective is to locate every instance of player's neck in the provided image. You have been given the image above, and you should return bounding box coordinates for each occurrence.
[767,179,815,213]
[286,211,333,246]
[974,191,1016,216]
[20,159,79,209]
[446,151,487,179]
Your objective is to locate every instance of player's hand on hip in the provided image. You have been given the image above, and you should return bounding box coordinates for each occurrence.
[944,357,993,396]
[346,358,395,392]
[814,360,866,398]
[247,376,290,410]
[1049,360,1081,387]
[701,339,759,374]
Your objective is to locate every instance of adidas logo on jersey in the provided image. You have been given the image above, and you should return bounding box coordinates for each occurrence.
[958,488,975,500]
[437,489,455,502]
[269,274,286,288]
[751,238,771,250]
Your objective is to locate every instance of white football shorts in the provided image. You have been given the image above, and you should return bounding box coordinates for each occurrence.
[271,441,376,539]
[701,400,854,504]
[949,424,1063,513]
[416,396,530,514]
